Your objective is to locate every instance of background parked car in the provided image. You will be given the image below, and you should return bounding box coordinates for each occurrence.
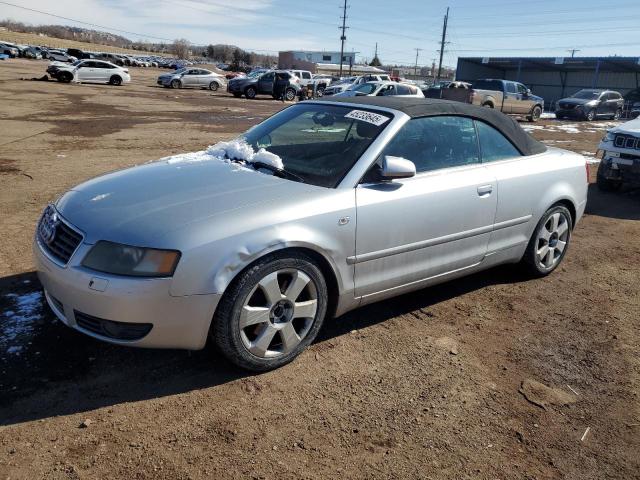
[157,68,226,91]
[446,79,544,122]
[0,42,20,58]
[48,60,130,86]
[555,89,623,121]
[623,88,640,119]
[334,81,424,98]
[227,70,300,100]
[47,50,77,63]
[322,74,392,96]
[597,117,640,190]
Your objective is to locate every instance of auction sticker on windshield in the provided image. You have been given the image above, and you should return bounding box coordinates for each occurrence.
[344,110,390,126]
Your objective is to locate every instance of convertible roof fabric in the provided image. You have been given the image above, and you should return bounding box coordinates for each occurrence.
[320,96,547,156]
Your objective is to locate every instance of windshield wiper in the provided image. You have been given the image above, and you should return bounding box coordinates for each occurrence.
[250,161,306,184]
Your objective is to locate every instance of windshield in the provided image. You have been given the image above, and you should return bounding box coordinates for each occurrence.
[354,83,379,95]
[242,104,391,188]
[174,68,188,74]
[247,70,265,78]
[571,90,601,99]
[71,60,82,66]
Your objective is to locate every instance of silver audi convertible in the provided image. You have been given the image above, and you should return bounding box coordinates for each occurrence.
[34,97,588,371]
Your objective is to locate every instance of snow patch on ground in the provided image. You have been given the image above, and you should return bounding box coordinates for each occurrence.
[163,138,284,171]
[1,291,44,356]
[540,112,556,119]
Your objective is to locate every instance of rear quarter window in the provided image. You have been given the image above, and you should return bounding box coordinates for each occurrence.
[473,80,503,91]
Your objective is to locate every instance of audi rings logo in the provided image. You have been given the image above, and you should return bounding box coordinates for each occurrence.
[39,206,60,246]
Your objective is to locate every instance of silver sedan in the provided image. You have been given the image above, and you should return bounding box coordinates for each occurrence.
[157,67,226,91]
[34,97,588,371]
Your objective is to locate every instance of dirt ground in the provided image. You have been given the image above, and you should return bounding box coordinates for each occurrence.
[0,59,638,480]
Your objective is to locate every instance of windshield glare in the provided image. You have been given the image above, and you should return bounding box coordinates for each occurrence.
[354,83,378,94]
[571,90,601,99]
[242,104,391,188]
[174,68,188,74]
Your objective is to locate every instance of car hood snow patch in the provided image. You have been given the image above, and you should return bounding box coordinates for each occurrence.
[164,138,284,170]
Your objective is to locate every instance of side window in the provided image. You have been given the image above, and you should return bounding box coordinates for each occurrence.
[261,72,275,82]
[476,121,521,162]
[303,72,312,79]
[516,83,527,94]
[396,85,412,95]
[505,82,517,93]
[379,116,480,173]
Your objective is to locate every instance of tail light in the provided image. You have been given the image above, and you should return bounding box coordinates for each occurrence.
[585,159,590,182]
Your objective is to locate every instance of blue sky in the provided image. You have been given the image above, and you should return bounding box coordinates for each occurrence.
[3,0,640,66]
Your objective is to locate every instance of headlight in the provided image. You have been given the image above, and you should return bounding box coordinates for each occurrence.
[603,131,615,142]
[82,241,180,277]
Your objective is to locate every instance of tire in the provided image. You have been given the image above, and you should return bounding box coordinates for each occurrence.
[208,81,219,91]
[284,88,296,101]
[211,251,328,372]
[170,79,181,89]
[521,205,573,277]
[613,109,621,120]
[585,109,596,121]
[596,162,622,192]
[245,86,257,99]
[58,72,72,83]
[482,102,494,108]
[527,105,542,122]
[109,75,122,86]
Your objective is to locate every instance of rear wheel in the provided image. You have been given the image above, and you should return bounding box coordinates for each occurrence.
[527,105,542,122]
[482,102,494,108]
[521,205,572,277]
[109,75,122,86]
[284,88,296,101]
[245,86,257,99]
[212,252,328,372]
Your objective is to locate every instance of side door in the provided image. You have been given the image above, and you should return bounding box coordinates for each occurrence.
[502,81,518,113]
[515,83,533,114]
[75,61,94,82]
[257,72,275,94]
[596,92,610,116]
[476,120,537,254]
[354,116,498,299]
[181,69,198,87]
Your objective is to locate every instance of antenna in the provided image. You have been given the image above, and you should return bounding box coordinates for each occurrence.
[567,48,581,58]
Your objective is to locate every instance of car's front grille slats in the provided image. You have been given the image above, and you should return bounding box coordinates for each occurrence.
[37,206,83,265]
[614,134,640,151]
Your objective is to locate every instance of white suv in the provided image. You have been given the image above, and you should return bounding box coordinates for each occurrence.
[289,70,313,86]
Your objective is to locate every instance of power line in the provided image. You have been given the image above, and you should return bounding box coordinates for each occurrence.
[437,7,449,82]
[338,0,349,76]
[413,48,422,76]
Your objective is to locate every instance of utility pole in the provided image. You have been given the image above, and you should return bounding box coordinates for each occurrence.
[414,48,422,76]
[567,48,581,58]
[339,0,349,77]
[436,6,449,82]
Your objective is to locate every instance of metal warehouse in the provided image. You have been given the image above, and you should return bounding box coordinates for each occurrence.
[455,57,640,108]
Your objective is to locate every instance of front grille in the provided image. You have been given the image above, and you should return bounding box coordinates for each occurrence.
[559,103,575,110]
[74,311,153,341]
[37,206,83,265]
[614,134,640,150]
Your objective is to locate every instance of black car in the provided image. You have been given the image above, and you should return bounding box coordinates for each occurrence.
[623,88,640,119]
[227,70,301,100]
[555,89,624,121]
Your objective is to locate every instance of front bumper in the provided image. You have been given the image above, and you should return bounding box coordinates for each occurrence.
[555,108,585,119]
[598,148,640,185]
[34,239,221,350]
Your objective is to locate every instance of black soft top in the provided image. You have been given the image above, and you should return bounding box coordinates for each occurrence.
[319,96,547,156]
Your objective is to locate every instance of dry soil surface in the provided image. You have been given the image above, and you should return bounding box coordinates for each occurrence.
[1,59,639,480]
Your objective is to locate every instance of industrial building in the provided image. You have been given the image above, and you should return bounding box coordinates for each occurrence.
[278,50,385,75]
[455,57,640,108]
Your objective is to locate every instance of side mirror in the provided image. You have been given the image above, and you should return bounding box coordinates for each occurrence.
[381,156,416,180]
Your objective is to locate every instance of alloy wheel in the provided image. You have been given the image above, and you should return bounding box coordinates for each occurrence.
[536,212,570,270]
[239,269,318,358]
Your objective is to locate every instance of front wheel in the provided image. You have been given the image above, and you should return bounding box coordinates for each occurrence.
[596,162,622,192]
[109,75,122,86]
[585,109,596,121]
[211,252,328,372]
[58,72,73,83]
[613,109,622,120]
[521,205,573,277]
[209,81,219,91]
[527,105,542,122]
[170,79,181,89]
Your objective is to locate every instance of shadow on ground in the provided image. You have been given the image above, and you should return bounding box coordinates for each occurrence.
[586,184,640,221]
[0,264,525,426]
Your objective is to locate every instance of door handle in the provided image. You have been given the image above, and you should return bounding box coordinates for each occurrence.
[477,185,493,196]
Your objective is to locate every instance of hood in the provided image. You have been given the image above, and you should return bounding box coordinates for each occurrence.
[558,97,595,106]
[609,118,640,134]
[56,158,318,247]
